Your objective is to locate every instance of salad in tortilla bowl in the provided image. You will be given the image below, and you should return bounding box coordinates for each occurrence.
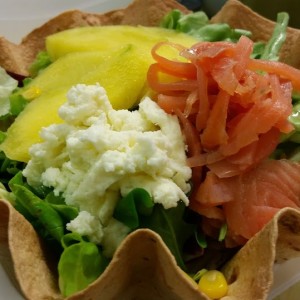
[1,0,300,299]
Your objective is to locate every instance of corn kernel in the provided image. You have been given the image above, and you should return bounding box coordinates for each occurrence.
[198,270,228,299]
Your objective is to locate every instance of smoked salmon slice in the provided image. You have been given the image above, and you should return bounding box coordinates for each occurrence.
[189,159,300,244]
[147,35,296,175]
[222,159,300,240]
[147,35,300,244]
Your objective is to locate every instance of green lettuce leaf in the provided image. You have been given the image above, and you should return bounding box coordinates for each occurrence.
[114,188,196,271]
[140,201,196,271]
[261,12,289,61]
[113,188,154,229]
[45,191,79,222]
[9,92,28,116]
[160,9,251,42]
[29,51,52,77]
[58,233,108,297]
[10,183,65,241]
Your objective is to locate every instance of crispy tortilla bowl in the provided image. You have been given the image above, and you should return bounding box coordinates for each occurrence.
[1,0,300,299]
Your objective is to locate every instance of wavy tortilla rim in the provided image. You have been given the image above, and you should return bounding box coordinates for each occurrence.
[0,199,207,300]
[0,199,62,300]
[222,207,300,300]
[1,198,300,300]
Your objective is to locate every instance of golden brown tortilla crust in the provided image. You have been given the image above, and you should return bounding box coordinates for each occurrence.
[0,199,208,300]
[2,197,300,300]
[221,208,300,300]
[67,229,208,300]
[0,0,190,77]
[0,199,62,300]
[211,0,300,69]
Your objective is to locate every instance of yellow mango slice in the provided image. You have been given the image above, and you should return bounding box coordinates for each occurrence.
[20,45,148,109]
[1,45,151,162]
[1,90,66,162]
[20,51,114,98]
[80,45,150,109]
[46,25,198,61]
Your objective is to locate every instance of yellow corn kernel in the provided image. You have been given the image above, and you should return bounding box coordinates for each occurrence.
[22,87,41,100]
[198,270,228,299]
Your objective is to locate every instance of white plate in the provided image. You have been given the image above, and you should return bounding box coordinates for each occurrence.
[269,257,300,299]
[0,0,300,299]
[0,265,23,300]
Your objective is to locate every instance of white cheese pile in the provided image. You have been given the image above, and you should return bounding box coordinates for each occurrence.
[23,83,191,256]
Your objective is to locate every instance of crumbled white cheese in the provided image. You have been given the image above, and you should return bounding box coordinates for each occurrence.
[0,67,18,117]
[23,83,191,255]
[66,211,104,244]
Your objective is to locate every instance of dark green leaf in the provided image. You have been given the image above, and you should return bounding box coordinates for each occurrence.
[0,155,26,186]
[251,42,266,59]
[22,77,33,86]
[195,228,207,249]
[140,201,196,270]
[113,188,154,230]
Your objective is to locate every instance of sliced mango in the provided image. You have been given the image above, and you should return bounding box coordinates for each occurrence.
[1,45,151,162]
[46,25,198,61]
[20,50,114,99]
[1,90,66,162]
[19,45,149,109]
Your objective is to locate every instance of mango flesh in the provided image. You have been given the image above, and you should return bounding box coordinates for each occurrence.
[46,25,198,61]
[1,45,151,162]
[19,45,149,110]
[2,26,198,162]
[20,50,114,97]
[2,90,66,162]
